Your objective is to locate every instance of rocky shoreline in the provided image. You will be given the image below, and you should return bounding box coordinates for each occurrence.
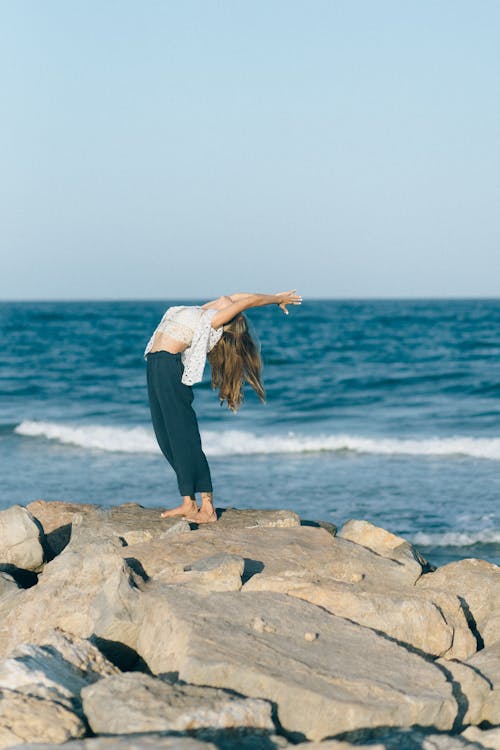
[0,500,499,749]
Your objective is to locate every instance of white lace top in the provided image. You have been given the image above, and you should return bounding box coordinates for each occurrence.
[144,305,224,386]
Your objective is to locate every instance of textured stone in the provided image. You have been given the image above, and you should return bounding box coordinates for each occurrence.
[417,557,500,647]
[0,690,85,748]
[125,524,422,589]
[464,641,500,725]
[0,571,19,598]
[26,500,97,557]
[295,730,490,748]
[243,574,476,659]
[68,504,190,550]
[339,518,431,577]
[0,630,118,712]
[82,672,274,734]
[0,734,218,750]
[155,552,245,591]
[461,726,500,749]
[132,584,457,740]
[0,505,44,571]
[0,542,144,658]
[436,656,493,726]
[215,507,301,529]
[27,500,190,558]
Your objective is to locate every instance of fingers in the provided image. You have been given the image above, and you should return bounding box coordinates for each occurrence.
[276,290,303,314]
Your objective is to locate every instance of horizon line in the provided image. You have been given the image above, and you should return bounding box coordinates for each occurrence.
[1,295,500,303]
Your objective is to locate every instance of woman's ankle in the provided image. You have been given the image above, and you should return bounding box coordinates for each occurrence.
[200,491,214,510]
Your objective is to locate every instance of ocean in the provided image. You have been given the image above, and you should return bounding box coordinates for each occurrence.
[1,298,499,568]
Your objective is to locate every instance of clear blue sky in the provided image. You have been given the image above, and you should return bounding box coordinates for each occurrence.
[1,1,499,299]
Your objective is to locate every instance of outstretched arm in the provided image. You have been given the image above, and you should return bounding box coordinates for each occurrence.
[210,290,302,328]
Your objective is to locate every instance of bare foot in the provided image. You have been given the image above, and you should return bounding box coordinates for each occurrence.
[160,499,198,518]
[185,508,217,524]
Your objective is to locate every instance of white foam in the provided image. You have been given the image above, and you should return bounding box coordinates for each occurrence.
[13,420,500,460]
[410,529,500,547]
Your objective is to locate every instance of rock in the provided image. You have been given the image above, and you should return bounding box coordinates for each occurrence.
[26,500,97,557]
[132,585,457,740]
[124,524,423,589]
[0,690,86,748]
[0,542,144,659]
[0,630,119,748]
[26,500,190,558]
[155,552,245,591]
[68,504,190,550]
[339,518,432,576]
[463,641,500,725]
[294,729,490,748]
[436,656,493,726]
[0,630,119,710]
[243,574,476,659]
[0,735,219,750]
[301,518,337,536]
[416,557,500,647]
[215,507,300,529]
[461,726,500,749]
[81,671,274,734]
[0,505,44,571]
[0,571,20,598]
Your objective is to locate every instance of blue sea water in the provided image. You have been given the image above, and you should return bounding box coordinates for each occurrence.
[1,298,499,568]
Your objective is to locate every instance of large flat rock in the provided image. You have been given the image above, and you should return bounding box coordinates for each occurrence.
[124,524,423,589]
[133,584,458,740]
[243,574,476,659]
[81,672,274,734]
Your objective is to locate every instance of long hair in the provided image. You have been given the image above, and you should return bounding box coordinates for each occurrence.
[208,313,265,413]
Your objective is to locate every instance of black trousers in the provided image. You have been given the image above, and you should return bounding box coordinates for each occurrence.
[146,350,213,496]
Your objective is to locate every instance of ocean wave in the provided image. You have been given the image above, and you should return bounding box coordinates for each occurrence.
[410,529,500,547]
[13,419,500,460]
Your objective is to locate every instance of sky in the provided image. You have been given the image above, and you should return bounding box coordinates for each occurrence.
[1,1,499,300]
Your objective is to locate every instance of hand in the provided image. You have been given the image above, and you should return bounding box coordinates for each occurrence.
[275,290,302,315]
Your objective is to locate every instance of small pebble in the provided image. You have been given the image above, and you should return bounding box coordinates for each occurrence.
[304,631,319,641]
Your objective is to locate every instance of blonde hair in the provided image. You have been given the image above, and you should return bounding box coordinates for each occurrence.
[208,313,265,413]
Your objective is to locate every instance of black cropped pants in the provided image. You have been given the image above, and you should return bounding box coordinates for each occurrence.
[146,351,213,496]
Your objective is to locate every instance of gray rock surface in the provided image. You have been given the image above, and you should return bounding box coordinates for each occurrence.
[133,584,458,740]
[295,730,489,748]
[0,505,44,571]
[339,518,431,578]
[417,557,500,647]
[463,641,500,725]
[215,507,301,528]
[124,524,423,589]
[27,500,190,557]
[0,689,86,748]
[0,542,143,657]
[461,726,500,749]
[7,736,220,750]
[0,630,119,703]
[0,571,20,598]
[156,552,245,591]
[243,574,476,659]
[0,631,117,748]
[2,501,498,749]
[82,671,274,734]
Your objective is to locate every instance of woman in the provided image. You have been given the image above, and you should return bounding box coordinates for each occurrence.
[144,290,302,523]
